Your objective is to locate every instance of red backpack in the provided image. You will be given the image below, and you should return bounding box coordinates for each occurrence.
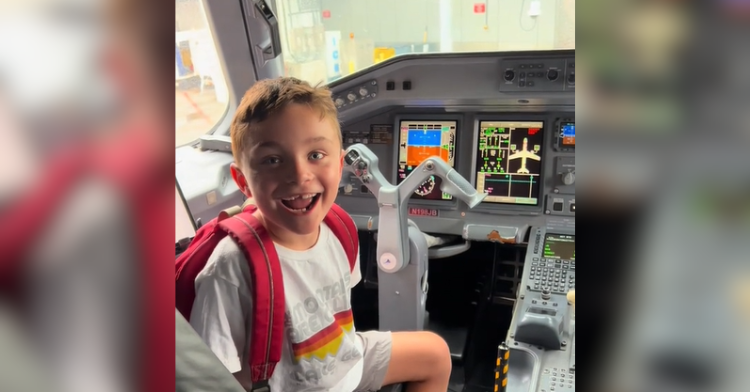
[175,202,359,389]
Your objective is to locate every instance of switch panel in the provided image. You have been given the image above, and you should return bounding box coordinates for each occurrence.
[499,57,575,93]
[546,195,575,217]
[333,80,380,111]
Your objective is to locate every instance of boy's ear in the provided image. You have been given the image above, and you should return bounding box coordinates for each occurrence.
[230,163,252,198]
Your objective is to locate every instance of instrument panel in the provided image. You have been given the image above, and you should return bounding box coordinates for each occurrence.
[336,110,574,243]
[328,51,575,240]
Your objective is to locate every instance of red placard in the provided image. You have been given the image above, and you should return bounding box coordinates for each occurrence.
[409,207,439,217]
[474,3,486,14]
[322,10,331,18]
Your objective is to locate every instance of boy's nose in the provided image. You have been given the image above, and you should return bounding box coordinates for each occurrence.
[286,159,314,184]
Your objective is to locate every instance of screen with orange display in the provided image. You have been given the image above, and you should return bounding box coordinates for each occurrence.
[397,120,457,201]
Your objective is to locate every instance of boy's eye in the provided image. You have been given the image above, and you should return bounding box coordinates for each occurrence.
[263,157,281,165]
[309,152,325,160]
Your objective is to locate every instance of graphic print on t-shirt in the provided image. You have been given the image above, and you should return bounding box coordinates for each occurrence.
[282,271,362,387]
[285,274,358,362]
[290,309,354,362]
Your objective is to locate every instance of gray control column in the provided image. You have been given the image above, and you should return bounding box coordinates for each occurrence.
[343,144,487,331]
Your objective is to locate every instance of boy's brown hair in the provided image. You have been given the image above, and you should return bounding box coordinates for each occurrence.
[230,77,341,166]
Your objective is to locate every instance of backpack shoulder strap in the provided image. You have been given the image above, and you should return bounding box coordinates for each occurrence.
[217,211,284,386]
[324,204,359,272]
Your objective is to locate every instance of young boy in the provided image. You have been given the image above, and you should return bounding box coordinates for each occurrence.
[190,77,452,392]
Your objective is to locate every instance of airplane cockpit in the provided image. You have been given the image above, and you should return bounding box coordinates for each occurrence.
[176,1,575,391]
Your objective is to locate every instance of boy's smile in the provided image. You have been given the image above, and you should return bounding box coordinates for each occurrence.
[279,193,322,214]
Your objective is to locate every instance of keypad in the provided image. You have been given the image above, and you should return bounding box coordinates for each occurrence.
[542,367,575,391]
[528,258,575,294]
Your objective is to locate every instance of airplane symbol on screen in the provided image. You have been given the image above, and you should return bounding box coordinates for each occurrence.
[508,138,541,174]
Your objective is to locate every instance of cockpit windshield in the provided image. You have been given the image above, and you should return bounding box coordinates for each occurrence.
[275,0,576,84]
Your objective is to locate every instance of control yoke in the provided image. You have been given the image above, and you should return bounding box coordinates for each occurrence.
[343,144,487,273]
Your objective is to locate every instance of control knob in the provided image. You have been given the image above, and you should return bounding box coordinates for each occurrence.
[562,171,575,185]
[359,88,368,97]
[541,289,552,300]
[547,69,559,81]
[335,98,344,107]
[344,184,353,193]
[347,92,357,101]
[504,70,515,81]
[567,72,575,84]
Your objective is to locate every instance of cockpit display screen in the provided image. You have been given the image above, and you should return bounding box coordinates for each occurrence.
[474,121,544,205]
[397,120,457,201]
[561,122,575,146]
[543,234,575,260]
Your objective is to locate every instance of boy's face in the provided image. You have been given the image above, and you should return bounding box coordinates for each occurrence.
[233,103,343,238]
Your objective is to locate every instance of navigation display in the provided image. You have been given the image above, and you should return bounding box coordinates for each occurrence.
[474,121,544,205]
[543,234,575,260]
[397,120,457,201]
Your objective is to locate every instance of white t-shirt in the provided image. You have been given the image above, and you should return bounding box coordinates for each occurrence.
[190,222,364,392]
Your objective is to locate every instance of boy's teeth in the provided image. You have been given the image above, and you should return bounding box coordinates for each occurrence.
[281,193,319,211]
[282,194,316,201]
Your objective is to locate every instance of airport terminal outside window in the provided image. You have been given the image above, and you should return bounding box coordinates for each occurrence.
[275,0,575,85]
[175,0,229,146]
